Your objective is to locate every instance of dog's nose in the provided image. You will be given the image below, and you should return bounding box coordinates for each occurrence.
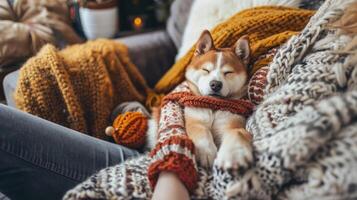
[209,80,222,92]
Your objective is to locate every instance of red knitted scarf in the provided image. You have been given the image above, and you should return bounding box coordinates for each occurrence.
[161,92,255,117]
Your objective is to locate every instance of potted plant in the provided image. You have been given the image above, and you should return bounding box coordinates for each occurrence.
[79,0,118,39]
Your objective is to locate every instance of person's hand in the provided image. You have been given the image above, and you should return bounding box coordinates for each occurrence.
[152,172,190,200]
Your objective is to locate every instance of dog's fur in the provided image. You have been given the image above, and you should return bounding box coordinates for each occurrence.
[184,30,253,169]
[145,30,253,169]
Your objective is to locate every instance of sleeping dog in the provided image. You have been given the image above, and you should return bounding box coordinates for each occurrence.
[145,30,253,169]
[183,30,253,169]
[114,30,254,170]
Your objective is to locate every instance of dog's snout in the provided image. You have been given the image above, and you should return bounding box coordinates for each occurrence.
[209,80,222,92]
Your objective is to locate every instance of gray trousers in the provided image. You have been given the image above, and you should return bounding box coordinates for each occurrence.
[0,104,139,200]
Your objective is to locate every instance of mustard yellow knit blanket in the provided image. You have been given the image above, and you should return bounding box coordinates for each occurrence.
[14,40,151,139]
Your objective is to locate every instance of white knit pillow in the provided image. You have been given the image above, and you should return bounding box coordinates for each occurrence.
[176,0,302,60]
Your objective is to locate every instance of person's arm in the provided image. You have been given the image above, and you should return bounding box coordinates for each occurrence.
[152,172,190,200]
[147,83,197,196]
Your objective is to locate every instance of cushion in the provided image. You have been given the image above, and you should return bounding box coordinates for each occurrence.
[166,0,194,49]
[0,0,82,68]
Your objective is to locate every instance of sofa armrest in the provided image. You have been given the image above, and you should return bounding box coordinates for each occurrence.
[3,70,18,107]
[117,30,177,87]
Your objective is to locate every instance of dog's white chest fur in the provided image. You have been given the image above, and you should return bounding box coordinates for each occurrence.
[184,105,252,169]
[184,106,246,147]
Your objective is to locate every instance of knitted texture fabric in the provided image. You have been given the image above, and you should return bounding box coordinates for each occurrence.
[243,0,357,198]
[248,66,269,105]
[153,6,314,95]
[247,47,279,105]
[14,39,151,139]
[110,112,148,149]
[161,92,255,117]
[147,82,198,193]
[64,1,357,199]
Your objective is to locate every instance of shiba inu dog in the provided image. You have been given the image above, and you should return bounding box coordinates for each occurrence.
[111,30,254,170]
[184,30,253,169]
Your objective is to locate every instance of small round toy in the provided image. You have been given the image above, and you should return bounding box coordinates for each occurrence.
[105,111,148,149]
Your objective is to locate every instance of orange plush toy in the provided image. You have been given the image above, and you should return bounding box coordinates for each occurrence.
[105,112,148,149]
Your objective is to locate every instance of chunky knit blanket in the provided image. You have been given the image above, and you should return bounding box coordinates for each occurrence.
[64,0,357,199]
[14,40,151,139]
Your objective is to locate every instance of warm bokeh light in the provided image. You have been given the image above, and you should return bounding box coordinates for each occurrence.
[133,17,143,27]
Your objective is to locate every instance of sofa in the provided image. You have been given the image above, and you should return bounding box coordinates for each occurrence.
[0,0,326,199]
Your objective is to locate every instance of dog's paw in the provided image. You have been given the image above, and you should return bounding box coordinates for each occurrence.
[195,139,218,168]
[225,170,262,198]
[215,143,253,170]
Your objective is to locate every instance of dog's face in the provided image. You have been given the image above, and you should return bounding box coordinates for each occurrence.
[185,30,250,99]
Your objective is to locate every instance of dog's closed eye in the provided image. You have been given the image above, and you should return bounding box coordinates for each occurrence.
[224,71,234,76]
[202,68,210,73]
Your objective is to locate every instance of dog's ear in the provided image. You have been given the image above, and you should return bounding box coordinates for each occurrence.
[233,35,250,65]
[194,30,214,56]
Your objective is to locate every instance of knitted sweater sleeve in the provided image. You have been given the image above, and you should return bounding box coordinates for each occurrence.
[147,82,198,193]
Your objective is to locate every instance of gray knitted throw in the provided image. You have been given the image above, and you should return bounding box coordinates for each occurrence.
[64,0,357,199]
